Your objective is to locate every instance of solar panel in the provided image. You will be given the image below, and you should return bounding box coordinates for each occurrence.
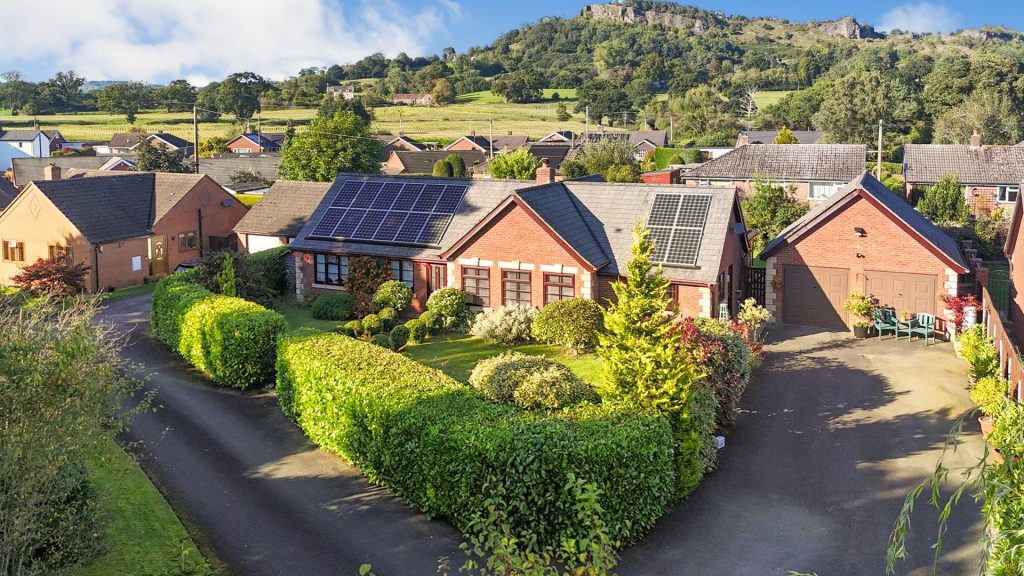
[351,182,383,208]
[330,180,362,208]
[645,193,712,267]
[434,185,468,212]
[354,210,387,238]
[311,208,345,237]
[392,184,423,210]
[418,213,450,245]
[373,211,408,242]
[413,184,444,212]
[371,183,403,210]
[333,209,366,237]
[394,212,429,243]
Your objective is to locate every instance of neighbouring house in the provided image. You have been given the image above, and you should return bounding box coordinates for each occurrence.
[904,135,1024,218]
[327,85,356,100]
[443,132,530,155]
[0,128,55,171]
[375,134,428,160]
[537,131,578,144]
[641,168,682,185]
[474,143,573,176]
[392,93,433,106]
[736,130,823,146]
[584,129,669,160]
[759,171,970,331]
[234,180,333,253]
[225,132,282,154]
[11,156,136,187]
[98,132,195,157]
[682,144,867,203]
[1002,189,1024,345]
[288,174,750,317]
[0,178,17,213]
[0,172,248,291]
[195,155,281,195]
[382,150,487,176]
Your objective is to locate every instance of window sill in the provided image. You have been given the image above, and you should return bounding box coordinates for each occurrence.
[312,283,347,291]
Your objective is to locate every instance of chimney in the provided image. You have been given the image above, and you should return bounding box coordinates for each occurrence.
[470,129,476,137]
[970,129,981,150]
[43,163,61,181]
[736,133,749,147]
[535,158,556,185]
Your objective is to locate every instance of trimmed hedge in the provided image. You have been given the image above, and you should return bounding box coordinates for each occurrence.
[152,272,288,389]
[312,292,354,321]
[276,331,676,548]
[246,246,290,294]
[532,297,604,352]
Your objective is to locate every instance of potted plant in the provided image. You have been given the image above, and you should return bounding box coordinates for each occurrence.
[842,292,877,338]
[898,310,915,322]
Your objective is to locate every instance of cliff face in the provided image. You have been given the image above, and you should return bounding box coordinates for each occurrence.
[583,3,709,33]
[817,16,883,39]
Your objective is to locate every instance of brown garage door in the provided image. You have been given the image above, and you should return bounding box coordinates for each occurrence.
[783,265,849,330]
[864,272,937,316]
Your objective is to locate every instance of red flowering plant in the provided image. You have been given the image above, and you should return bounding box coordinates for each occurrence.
[674,317,756,429]
[942,293,980,334]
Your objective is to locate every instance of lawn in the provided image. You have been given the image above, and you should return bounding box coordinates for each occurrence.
[753,90,793,109]
[274,297,346,332]
[234,193,262,207]
[58,436,207,576]
[404,333,602,384]
[98,282,156,302]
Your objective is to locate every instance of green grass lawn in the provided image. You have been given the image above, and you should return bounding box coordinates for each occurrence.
[404,333,602,384]
[274,298,346,332]
[98,282,156,302]
[753,90,793,109]
[58,436,207,576]
[234,193,262,207]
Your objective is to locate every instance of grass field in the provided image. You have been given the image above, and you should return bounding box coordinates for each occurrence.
[753,90,793,109]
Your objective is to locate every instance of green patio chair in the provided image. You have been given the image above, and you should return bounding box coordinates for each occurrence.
[874,307,898,339]
[902,312,937,345]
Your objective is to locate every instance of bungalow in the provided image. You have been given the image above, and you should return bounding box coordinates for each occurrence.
[584,129,669,160]
[99,132,194,157]
[0,171,248,291]
[904,135,1024,217]
[382,150,486,176]
[288,173,751,318]
[0,129,53,171]
[234,180,333,253]
[225,133,282,154]
[393,93,433,106]
[11,156,136,187]
[760,172,970,330]
[474,143,572,176]
[682,144,867,203]
[537,131,578,144]
[195,155,280,194]
[444,132,530,155]
[736,130,823,146]
[375,135,428,161]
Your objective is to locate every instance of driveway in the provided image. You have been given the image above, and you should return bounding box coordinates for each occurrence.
[102,296,984,576]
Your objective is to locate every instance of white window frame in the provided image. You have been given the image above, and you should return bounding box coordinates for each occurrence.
[314,254,349,286]
[808,181,844,200]
[997,185,1019,204]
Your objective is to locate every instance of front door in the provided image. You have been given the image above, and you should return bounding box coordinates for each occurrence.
[428,264,446,293]
[150,235,168,276]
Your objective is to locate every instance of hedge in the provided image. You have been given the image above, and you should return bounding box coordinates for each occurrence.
[276,331,676,548]
[152,272,288,389]
[246,246,290,295]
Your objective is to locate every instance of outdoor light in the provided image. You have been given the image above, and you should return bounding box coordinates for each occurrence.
[854,227,866,237]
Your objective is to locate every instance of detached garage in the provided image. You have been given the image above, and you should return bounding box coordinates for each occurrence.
[760,172,970,330]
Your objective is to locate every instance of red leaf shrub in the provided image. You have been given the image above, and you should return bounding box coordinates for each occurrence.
[942,293,980,333]
[12,258,90,296]
[674,317,756,428]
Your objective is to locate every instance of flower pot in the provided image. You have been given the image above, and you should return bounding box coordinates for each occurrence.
[992,447,1005,464]
[979,415,994,439]
[853,324,869,339]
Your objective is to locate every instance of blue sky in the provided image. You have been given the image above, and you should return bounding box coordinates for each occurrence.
[2,0,1021,84]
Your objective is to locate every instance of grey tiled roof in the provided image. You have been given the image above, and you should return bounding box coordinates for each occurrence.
[760,171,968,272]
[108,133,148,148]
[0,130,41,142]
[195,156,280,192]
[64,170,207,222]
[516,184,611,269]
[233,180,332,237]
[385,150,487,175]
[904,144,1024,185]
[11,157,113,186]
[32,173,158,244]
[741,130,823,145]
[0,178,17,212]
[688,144,867,181]
[584,130,668,147]
[149,133,192,149]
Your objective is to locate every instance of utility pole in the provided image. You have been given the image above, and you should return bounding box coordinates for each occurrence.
[585,106,590,141]
[876,119,883,179]
[669,114,674,145]
[488,118,494,159]
[257,114,263,153]
[193,105,200,174]
[399,110,403,134]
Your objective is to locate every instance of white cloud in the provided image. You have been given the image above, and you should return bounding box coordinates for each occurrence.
[878,2,961,33]
[0,0,460,83]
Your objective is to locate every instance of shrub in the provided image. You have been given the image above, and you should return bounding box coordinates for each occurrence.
[246,246,289,294]
[405,319,428,343]
[371,333,394,349]
[373,280,413,312]
[512,365,600,411]
[532,298,604,352]
[361,313,383,335]
[470,305,537,345]
[12,258,90,296]
[378,306,397,329]
[152,273,288,389]
[959,324,998,381]
[341,319,363,337]
[311,292,354,321]
[389,324,411,349]
[943,294,980,334]
[275,331,676,564]
[842,292,877,327]
[970,375,1012,416]
[190,251,276,307]
[426,287,466,327]
[419,309,442,334]
[470,353,585,406]
[675,317,754,429]
[347,256,391,317]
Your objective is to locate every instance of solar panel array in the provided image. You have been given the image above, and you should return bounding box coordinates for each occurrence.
[645,193,712,267]
[309,180,468,246]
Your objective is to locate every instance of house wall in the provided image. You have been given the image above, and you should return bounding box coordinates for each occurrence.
[445,139,484,153]
[152,176,249,273]
[1008,220,1024,345]
[716,207,748,316]
[907,183,1015,219]
[765,195,956,327]
[681,178,825,204]
[93,237,151,291]
[239,233,287,254]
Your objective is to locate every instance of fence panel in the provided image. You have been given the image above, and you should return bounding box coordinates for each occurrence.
[981,285,1023,402]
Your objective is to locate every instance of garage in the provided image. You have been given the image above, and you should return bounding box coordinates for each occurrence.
[864,272,936,316]
[782,265,849,330]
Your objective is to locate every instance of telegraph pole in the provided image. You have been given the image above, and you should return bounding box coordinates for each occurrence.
[193,105,200,174]
[585,106,590,141]
[488,118,494,159]
[257,114,263,153]
[669,115,674,145]
[876,119,883,179]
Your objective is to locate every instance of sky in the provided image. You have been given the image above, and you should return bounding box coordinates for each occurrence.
[2,0,1022,85]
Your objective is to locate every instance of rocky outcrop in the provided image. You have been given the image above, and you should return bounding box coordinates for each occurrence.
[583,3,709,33]
[818,16,883,39]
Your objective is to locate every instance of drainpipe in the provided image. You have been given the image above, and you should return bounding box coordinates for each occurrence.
[92,244,101,293]
[197,208,205,257]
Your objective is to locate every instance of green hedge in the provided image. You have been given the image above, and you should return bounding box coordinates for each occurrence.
[654,147,700,169]
[246,246,290,295]
[152,273,288,389]
[276,331,676,548]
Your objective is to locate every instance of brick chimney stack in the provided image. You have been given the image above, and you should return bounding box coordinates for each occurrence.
[970,129,981,150]
[535,158,556,185]
[43,163,61,181]
[736,133,749,147]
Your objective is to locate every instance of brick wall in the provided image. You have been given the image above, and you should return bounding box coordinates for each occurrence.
[445,139,484,152]
[1009,222,1024,345]
[153,176,249,273]
[0,184,90,287]
[93,237,151,291]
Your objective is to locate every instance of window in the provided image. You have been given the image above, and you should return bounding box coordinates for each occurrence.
[2,240,24,262]
[698,179,710,187]
[48,245,72,264]
[502,270,531,306]
[543,273,575,303]
[390,259,413,288]
[131,256,142,272]
[462,267,490,307]
[808,182,843,200]
[178,231,198,251]
[314,254,349,286]
[998,186,1019,203]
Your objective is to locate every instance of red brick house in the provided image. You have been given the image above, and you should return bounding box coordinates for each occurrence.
[444,132,530,154]
[760,172,970,330]
[382,150,486,176]
[288,174,751,318]
[234,180,333,253]
[225,133,282,154]
[0,171,247,292]
[1003,190,1024,344]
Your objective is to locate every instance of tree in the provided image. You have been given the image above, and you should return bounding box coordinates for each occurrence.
[317,93,371,123]
[279,112,382,182]
[670,86,738,136]
[11,258,90,295]
[158,79,196,112]
[488,148,539,179]
[491,71,543,103]
[431,78,456,105]
[742,177,810,254]
[46,70,85,111]
[282,120,296,150]
[576,77,632,120]
[933,91,1024,145]
[444,153,467,177]
[96,81,152,123]
[134,139,192,173]
[194,83,221,121]
[774,126,799,144]
[199,136,228,158]
[604,163,641,183]
[432,159,453,177]
[917,173,969,224]
[575,139,637,176]
[0,71,30,114]
[555,102,572,122]
[217,254,237,297]
[216,72,268,119]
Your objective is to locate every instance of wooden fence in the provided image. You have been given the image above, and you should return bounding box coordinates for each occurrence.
[980,285,1024,402]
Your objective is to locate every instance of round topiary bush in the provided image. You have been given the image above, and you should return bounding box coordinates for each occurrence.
[341,319,363,337]
[361,313,383,335]
[532,297,604,352]
[378,307,398,330]
[389,324,411,350]
[373,280,413,312]
[426,288,466,327]
[311,292,354,321]
[418,309,442,334]
[405,319,428,343]
[371,332,394,349]
[470,305,537,346]
[469,352,597,410]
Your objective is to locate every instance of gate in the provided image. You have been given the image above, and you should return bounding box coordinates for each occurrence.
[745,266,766,307]
[988,266,1011,315]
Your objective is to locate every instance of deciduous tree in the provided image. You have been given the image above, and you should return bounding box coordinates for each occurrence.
[488,148,539,179]
[742,177,810,254]
[216,72,269,119]
[97,81,153,123]
[279,112,381,182]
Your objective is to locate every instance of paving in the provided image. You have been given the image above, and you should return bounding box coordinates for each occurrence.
[101,296,984,576]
